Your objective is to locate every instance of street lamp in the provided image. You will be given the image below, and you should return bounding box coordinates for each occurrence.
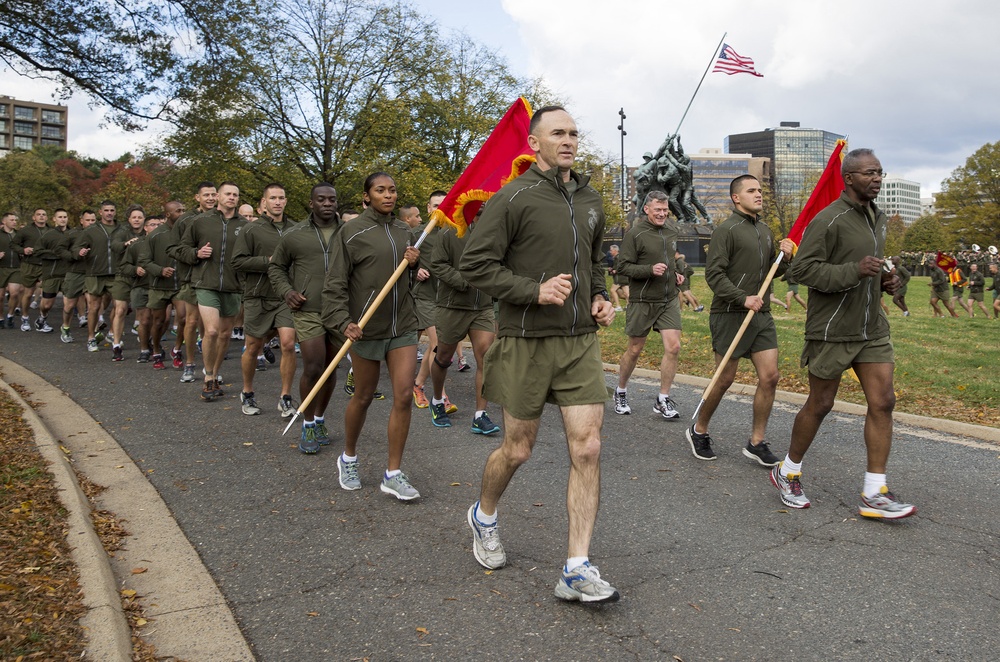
[617,108,627,211]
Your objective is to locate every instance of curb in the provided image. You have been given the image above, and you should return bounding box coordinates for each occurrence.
[605,363,1000,445]
[0,378,133,662]
[0,357,256,662]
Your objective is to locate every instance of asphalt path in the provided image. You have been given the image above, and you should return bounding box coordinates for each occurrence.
[2,313,999,660]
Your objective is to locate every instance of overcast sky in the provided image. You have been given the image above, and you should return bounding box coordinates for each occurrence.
[3,0,997,197]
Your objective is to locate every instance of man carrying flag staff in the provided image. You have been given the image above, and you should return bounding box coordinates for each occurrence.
[771,148,915,520]
[687,175,793,464]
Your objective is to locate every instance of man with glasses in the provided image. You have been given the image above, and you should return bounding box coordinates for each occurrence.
[770,149,915,520]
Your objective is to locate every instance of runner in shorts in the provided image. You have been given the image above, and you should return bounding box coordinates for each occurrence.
[459,106,619,602]
[0,212,23,328]
[168,182,218,382]
[783,271,807,310]
[988,263,1000,318]
[427,216,499,434]
[323,173,422,500]
[270,182,343,453]
[72,200,120,351]
[773,148,915,520]
[36,208,71,336]
[403,195,456,413]
[675,250,703,311]
[175,182,247,401]
[11,208,50,332]
[61,210,97,336]
[928,263,957,318]
[965,263,991,317]
[614,190,684,420]
[108,205,146,361]
[140,201,187,369]
[232,182,298,418]
[687,174,793,465]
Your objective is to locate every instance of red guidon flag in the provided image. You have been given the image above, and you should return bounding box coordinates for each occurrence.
[937,252,958,274]
[431,97,534,237]
[787,139,847,248]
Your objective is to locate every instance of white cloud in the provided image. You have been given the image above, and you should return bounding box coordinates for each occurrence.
[500,0,1000,196]
[3,0,997,198]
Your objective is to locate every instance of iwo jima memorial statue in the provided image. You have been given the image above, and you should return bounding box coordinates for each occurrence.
[632,134,709,225]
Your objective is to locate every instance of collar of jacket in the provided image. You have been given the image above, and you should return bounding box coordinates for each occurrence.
[733,209,760,224]
[359,207,395,225]
[302,212,341,228]
[838,191,882,218]
[637,214,672,231]
[527,162,591,190]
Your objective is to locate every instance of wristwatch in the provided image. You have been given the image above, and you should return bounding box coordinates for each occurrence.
[595,289,610,302]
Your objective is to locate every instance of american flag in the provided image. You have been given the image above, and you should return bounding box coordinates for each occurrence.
[712,43,763,77]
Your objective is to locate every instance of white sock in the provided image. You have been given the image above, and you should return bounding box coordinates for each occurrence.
[863,472,887,498]
[658,393,669,402]
[475,502,497,525]
[566,556,588,571]
[385,469,401,478]
[781,455,803,477]
[303,418,314,426]
[475,410,486,419]
[432,396,445,406]
[616,387,627,395]
[341,452,357,463]
[314,416,324,424]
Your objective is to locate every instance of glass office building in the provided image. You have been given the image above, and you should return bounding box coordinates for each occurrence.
[725,122,845,201]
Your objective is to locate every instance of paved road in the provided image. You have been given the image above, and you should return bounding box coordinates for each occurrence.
[3,319,999,660]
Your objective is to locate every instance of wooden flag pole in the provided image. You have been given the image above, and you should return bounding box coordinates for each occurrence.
[691,250,784,421]
[282,217,440,435]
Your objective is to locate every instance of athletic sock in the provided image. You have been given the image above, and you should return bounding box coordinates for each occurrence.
[780,455,803,477]
[341,452,357,463]
[475,410,486,419]
[431,396,445,406]
[566,556,588,571]
[863,472,887,498]
[314,416,324,425]
[658,393,669,402]
[475,502,497,525]
[616,387,627,395]
[385,469,401,478]
[303,419,315,427]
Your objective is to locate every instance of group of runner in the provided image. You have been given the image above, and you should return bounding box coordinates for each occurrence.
[1,108,940,605]
[0,177,504,500]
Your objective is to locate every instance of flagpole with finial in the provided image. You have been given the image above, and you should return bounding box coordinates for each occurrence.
[674,32,726,136]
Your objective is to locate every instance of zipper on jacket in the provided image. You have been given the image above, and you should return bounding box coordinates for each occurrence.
[559,187,581,335]
[218,219,228,290]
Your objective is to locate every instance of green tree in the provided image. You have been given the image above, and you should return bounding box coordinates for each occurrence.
[160,0,524,216]
[0,0,256,128]
[885,214,906,256]
[935,141,1000,247]
[902,214,951,252]
[0,150,70,218]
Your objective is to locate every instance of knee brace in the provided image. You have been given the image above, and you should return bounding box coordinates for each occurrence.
[432,346,453,370]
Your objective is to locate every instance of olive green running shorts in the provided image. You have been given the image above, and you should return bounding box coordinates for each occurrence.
[801,335,894,380]
[435,306,495,344]
[710,311,778,359]
[625,298,681,338]
[483,333,608,420]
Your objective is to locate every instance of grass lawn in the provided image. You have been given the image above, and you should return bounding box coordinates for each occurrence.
[598,272,1000,428]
